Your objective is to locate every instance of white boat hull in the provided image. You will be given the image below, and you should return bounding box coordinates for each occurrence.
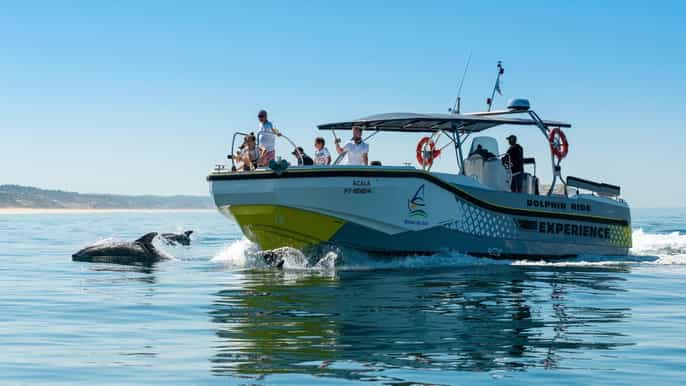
[208,167,631,258]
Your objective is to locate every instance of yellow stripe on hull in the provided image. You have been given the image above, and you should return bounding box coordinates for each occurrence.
[227,205,346,250]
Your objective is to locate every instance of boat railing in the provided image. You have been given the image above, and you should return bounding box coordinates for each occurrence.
[226,131,251,171]
[223,130,303,172]
[332,151,347,165]
[566,176,621,198]
[279,133,304,166]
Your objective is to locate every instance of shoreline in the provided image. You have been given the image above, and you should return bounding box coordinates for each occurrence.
[0,208,215,215]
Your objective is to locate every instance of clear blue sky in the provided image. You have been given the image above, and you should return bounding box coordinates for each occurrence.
[0,1,684,207]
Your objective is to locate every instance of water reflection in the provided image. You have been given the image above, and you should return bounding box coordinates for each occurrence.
[78,261,159,284]
[209,265,632,382]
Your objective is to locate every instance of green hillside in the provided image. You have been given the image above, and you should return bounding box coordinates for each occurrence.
[0,185,213,209]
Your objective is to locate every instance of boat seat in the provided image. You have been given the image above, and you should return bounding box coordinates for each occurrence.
[464,136,511,191]
[370,160,382,166]
[464,154,510,191]
[464,154,485,181]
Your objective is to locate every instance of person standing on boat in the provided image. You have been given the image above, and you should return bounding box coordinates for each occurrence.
[335,126,368,165]
[505,134,524,192]
[257,109,281,166]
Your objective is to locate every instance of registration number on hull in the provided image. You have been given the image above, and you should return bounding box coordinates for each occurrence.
[344,179,372,195]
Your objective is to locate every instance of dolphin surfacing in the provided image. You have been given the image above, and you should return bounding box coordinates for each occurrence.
[72,232,170,264]
[259,249,286,269]
[160,230,193,246]
[256,247,333,269]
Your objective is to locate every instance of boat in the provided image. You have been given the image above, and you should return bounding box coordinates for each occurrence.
[207,99,631,259]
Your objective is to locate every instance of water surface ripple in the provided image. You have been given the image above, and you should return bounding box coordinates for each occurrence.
[1,208,685,385]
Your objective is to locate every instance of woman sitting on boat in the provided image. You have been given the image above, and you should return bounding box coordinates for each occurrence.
[235,133,259,171]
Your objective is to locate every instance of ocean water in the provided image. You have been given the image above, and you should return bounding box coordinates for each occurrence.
[1,208,685,385]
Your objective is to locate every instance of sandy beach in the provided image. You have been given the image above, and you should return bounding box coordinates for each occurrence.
[0,208,214,215]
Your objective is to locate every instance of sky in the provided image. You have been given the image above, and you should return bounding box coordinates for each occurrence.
[0,0,684,207]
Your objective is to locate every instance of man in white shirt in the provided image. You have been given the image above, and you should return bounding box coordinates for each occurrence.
[335,126,369,165]
[257,109,281,166]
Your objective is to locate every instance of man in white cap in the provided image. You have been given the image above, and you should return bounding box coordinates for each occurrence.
[257,109,281,166]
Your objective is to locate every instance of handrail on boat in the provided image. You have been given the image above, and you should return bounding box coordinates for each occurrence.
[226,130,303,171]
[227,131,251,171]
[279,133,303,166]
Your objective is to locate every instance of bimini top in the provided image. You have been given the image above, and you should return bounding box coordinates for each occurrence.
[317,112,571,133]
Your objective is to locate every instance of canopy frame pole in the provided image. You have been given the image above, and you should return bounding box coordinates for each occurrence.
[362,128,380,142]
[425,129,458,172]
[527,110,562,196]
[434,129,456,152]
[451,124,466,174]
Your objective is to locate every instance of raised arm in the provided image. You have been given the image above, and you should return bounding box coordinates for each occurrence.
[335,139,345,155]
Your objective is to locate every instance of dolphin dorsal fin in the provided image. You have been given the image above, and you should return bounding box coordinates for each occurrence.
[136,232,158,245]
[185,230,194,236]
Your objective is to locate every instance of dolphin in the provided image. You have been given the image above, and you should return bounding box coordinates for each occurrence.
[256,246,340,270]
[160,230,194,246]
[72,232,170,264]
[259,249,286,269]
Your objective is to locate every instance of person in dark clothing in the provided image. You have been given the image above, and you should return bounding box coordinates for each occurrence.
[292,147,314,166]
[504,135,524,192]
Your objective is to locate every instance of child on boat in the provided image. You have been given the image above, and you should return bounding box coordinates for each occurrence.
[313,137,331,165]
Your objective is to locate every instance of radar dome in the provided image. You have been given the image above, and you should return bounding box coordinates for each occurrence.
[507,98,530,111]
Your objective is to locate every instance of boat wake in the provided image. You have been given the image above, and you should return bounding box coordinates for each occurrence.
[211,229,686,270]
[212,241,509,271]
[211,239,340,270]
[630,228,686,265]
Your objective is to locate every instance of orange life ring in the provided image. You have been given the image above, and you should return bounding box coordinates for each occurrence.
[548,128,569,160]
[416,137,441,167]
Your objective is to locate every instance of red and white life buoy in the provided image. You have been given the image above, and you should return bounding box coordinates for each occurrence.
[416,137,441,167]
[548,128,569,160]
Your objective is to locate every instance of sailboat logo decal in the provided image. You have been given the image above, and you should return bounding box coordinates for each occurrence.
[408,184,427,218]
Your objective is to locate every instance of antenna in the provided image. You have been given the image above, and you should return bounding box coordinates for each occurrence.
[486,61,504,112]
[450,51,472,114]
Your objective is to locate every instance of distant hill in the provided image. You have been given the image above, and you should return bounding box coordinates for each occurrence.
[0,185,214,209]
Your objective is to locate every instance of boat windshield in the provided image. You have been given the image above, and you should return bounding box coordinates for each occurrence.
[468,136,500,157]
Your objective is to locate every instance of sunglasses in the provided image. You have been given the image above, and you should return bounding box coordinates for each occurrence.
[258,115,266,119]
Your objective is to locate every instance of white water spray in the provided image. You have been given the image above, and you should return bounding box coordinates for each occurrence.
[212,229,686,270]
[630,229,686,265]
